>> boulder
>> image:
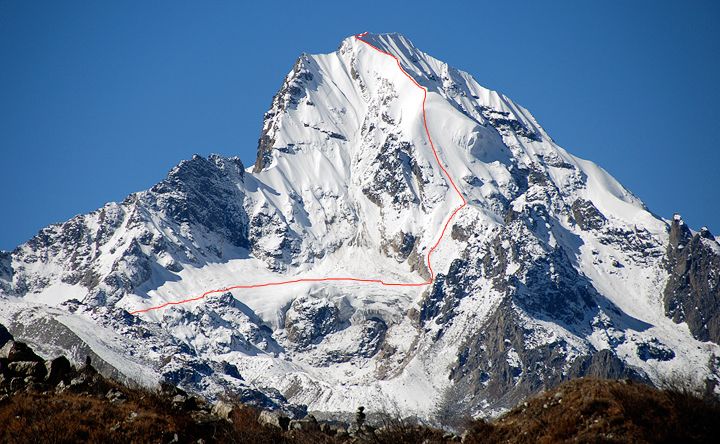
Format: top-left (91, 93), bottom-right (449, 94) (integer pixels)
top-left (68, 374), bottom-right (90, 392)
top-left (45, 356), bottom-right (72, 385)
top-left (106, 388), bottom-right (127, 404)
top-left (24, 381), bottom-right (46, 393)
top-left (67, 372), bottom-right (109, 394)
top-left (0, 324), bottom-right (12, 349)
top-left (159, 381), bottom-right (187, 398)
top-left (289, 415), bottom-right (319, 432)
top-left (320, 423), bottom-right (340, 435)
top-left (9, 377), bottom-right (24, 392)
top-left (211, 401), bottom-right (234, 420)
top-left (0, 341), bottom-right (43, 362)
top-left (80, 356), bottom-right (98, 375)
top-left (190, 410), bottom-right (215, 425)
top-left (8, 361), bottom-right (47, 379)
top-left (70, 373), bottom-right (88, 386)
top-left (258, 410), bottom-right (290, 431)
top-left (172, 393), bottom-right (188, 406)
top-left (444, 432), bottom-right (461, 442)
top-left (187, 395), bottom-right (204, 410)
top-left (169, 392), bottom-right (202, 411)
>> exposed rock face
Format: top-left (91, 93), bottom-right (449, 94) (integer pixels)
top-left (285, 297), bottom-right (341, 350)
top-left (567, 350), bottom-right (645, 380)
top-left (0, 252), bottom-right (12, 295)
top-left (254, 55), bottom-right (316, 173)
top-left (477, 105), bottom-right (541, 142)
top-left (148, 154), bottom-right (249, 250)
top-left (664, 216), bottom-right (720, 343)
top-left (635, 338), bottom-right (676, 362)
top-left (380, 231), bottom-right (419, 265)
top-left (160, 292), bottom-right (281, 357)
top-left (419, 258), bottom-right (475, 326)
top-left (5, 153), bottom-right (249, 307)
top-left (318, 317), bottom-right (388, 365)
top-left (249, 209), bottom-right (302, 271)
top-left (361, 135), bottom-right (424, 210)
top-left (571, 198), bottom-right (606, 231)
top-left (445, 300), bottom-right (645, 414)
top-left (448, 300), bottom-right (572, 410)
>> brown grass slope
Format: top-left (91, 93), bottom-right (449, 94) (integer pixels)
top-left (0, 323), bottom-right (717, 444)
top-left (465, 378), bottom-right (720, 444)
top-left (1, 377), bottom-right (719, 443)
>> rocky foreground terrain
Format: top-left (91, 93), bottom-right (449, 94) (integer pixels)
top-left (2, 323), bottom-right (718, 443)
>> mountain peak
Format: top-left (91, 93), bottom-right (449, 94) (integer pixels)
top-left (352, 32), bottom-right (418, 53)
top-left (337, 32), bottom-right (417, 54)
top-left (4, 31), bottom-right (720, 425)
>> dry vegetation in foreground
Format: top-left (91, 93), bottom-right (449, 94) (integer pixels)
top-left (1, 377), bottom-right (719, 443)
top-left (0, 389), bottom-right (447, 444)
top-left (464, 378), bottom-right (720, 444)
top-left (1, 325), bottom-right (718, 444)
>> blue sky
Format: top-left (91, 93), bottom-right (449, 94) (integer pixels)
top-left (1, 0), bottom-right (718, 250)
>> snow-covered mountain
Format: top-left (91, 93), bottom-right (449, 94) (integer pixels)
top-left (1, 32), bottom-right (719, 420)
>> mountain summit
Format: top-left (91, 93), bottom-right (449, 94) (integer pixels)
top-left (1, 32), bottom-right (719, 419)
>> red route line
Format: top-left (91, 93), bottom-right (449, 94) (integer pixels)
top-left (130, 32), bottom-right (468, 315)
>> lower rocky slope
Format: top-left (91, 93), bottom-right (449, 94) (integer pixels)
top-left (2, 324), bottom-right (718, 444)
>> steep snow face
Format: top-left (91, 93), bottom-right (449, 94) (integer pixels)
top-left (1, 33), bottom-right (719, 420)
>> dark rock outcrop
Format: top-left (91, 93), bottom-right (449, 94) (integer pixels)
top-left (635, 339), bottom-right (676, 362)
top-left (0, 340), bottom-right (43, 363)
top-left (8, 361), bottom-right (47, 379)
top-left (285, 297), bottom-right (341, 349)
top-left (0, 251), bottom-right (12, 294)
top-left (571, 198), bottom-right (606, 231)
top-left (45, 356), bottom-right (73, 385)
top-left (445, 299), bottom-right (645, 414)
top-left (568, 349), bottom-right (646, 380)
top-left (361, 135), bottom-right (424, 209)
top-left (663, 216), bottom-right (720, 344)
top-left (254, 55), bottom-right (315, 172)
top-left (477, 105), bottom-right (541, 142)
top-left (0, 323), bottom-right (12, 349)
top-left (149, 154), bottom-right (249, 250)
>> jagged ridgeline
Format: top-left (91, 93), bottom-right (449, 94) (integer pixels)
top-left (0, 33), bottom-right (718, 420)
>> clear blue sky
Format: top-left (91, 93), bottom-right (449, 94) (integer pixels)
top-left (1, 0), bottom-right (718, 250)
